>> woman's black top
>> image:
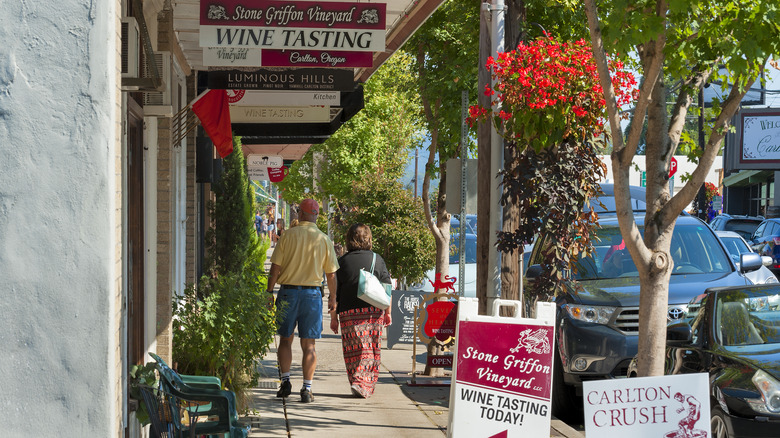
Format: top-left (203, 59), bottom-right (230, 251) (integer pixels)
top-left (335, 250), bottom-right (392, 313)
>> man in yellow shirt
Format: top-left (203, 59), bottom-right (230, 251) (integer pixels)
top-left (267, 199), bottom-right (339, 403)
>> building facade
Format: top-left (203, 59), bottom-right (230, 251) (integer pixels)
top-left (0, 1), bottom-right (201, 435)
top-left (0, 0), bottom-right (443, 435)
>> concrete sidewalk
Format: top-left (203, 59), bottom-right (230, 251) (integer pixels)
top-left (247, 247), bottom-right (584, 437)
top-left (241, 299), bottom-right (584, 437)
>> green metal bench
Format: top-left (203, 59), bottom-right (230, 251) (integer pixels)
top-left (149, 353), bottom-right (222, 390)
top-left (148, 353), bottom-right (250, 438)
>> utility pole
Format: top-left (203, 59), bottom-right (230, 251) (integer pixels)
top-left (476, 2), bottom-right (492, 315)
top-left (697, 87), bottom-right (707, 220)
top-left (414, 148), bottom-right (419, 198)
top-left (499, 0), bottom-right (525, 315)
top-left (477, 0), bottom-right (504, 315)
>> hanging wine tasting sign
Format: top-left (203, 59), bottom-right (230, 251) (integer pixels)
top-left (200, 0), bottom-right (387, 52)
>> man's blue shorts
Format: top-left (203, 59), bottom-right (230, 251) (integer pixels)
top-left (275, 286), bottom-right (323, 339)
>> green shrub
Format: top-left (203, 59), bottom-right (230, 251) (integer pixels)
top-left (173, 234), bottom-right (276, 411)
top-left (128, 362), bottom-right (157, 425)
top-left (204, 137), bottom-right (255, 277)
top-left (334, 172), bottom-right (435, 285)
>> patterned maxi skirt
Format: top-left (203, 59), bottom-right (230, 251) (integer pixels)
top-left (338, 307), bottom-right (385, 397)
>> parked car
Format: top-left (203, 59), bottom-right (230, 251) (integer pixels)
top-left (716, 231), bottom-right (778, 285)
top-left (629, 285), bottom-right (780, 438)
top-left (526, 189), bottom-right (763, 422)
top-left (710, 214), bottom-right (764, 241)
top-left (451, 214), bottom-right (477, 235)
top-left (749, 218), bottom-right (780, 278)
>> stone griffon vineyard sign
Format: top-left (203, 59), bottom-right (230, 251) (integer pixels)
top-left (448, 299), bottom-right (556, 438)
top-left (200, 0), bottom-right (386, 52)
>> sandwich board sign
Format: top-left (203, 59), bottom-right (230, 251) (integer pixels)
top-left (583, 373), bottom-right (710, 438)
top-left (447, 298), bottom-right (556, 438)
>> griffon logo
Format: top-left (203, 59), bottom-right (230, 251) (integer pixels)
top-left (428, 273), bottom-right (456, 294)
top-left (208, 4), bottom-right (229, 20)
top-left (356, 8), bottom-right (380, 24)
top-left (509, 328), bottom-right (551, 355)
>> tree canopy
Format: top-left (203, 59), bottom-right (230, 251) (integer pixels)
top-left (333, 172), bottom-right (435, 285)
top-left (585, 0), bottom-right (780, 376)
top-left (406, 0), bottom-right (481, 291)
top-left (273, 51), bottom-right (434, 282)
top-left (277, 51), bottom-right (424, 202)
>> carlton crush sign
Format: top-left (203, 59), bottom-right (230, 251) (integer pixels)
top-left (583, 374), bottom-right (710, 438)
top-left (448, 299), bottom-right (556, 438)
top-left (200, 0), bottom-right (386, 52)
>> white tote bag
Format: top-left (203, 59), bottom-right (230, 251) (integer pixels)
top-left (357, 253), bottom-right (392, 310)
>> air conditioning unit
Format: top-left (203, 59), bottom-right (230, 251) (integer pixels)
top-left (121, 17), bottom-right (140, 79)
top-left (142, 51), bottom-right (173, 116)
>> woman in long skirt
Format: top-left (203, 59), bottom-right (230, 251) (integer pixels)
top-left (329, 223), bottom-right (392, 398)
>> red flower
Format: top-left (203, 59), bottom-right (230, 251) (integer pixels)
top-left (470, 35), bottom-right (637, 147)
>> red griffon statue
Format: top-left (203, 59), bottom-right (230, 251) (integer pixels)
top-left (428, 273), bottom-right (456, 294)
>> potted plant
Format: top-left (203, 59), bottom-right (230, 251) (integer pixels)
top-left (128, 362), bottom-right (158, 425)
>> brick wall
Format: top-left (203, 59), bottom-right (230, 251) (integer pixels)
top-left (186, 73), bottom-right (199, 285)
top-left (156, 115), bottom-right (174, 363)
top-left (155, 5), bottom-right (174, 363)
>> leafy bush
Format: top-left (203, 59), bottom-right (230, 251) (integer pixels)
top-left (333, 172), bottom-right (435, 285)
top-left (128, 362), bottom-right (157, 425)
top-left (173, 236), bottom-right (275, 411)
top-left (174, 137), bottom-right (276, 411)
top-left (205, 136), bottom-right (256, 277)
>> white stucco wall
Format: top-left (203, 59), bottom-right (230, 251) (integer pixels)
top-left (0, 2), bottom-right (121, 436)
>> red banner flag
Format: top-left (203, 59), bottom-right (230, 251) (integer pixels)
top-left (191, 89), bottom-right (233, 158)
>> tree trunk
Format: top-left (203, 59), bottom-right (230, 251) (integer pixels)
top-left (631, 42), bottom-right (675, 377)
top-left (417, 42), bottom-right (451, 376)
top-left (423, 172), bottom-right (451, 376)
top-left (636, 261), bottom-right (673, 376)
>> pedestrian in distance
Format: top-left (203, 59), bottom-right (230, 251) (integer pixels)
top-left (275, 217), bottom-right (285, 244)
top-left (260, 214), bottom-right (269, 239)
top-left (267, 215), bottom-right (276, 247)
top-left (255, 210), bottom-right (264, 236)
top-left (267, 199), bottom-right (339, 403)
top-left (333, 243), bottom-right (344, 258)
top-left (330, 223), bottom-right (392, 398)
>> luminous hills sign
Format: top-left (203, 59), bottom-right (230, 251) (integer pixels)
top-left (207, 68), bottom-right (355, 91)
